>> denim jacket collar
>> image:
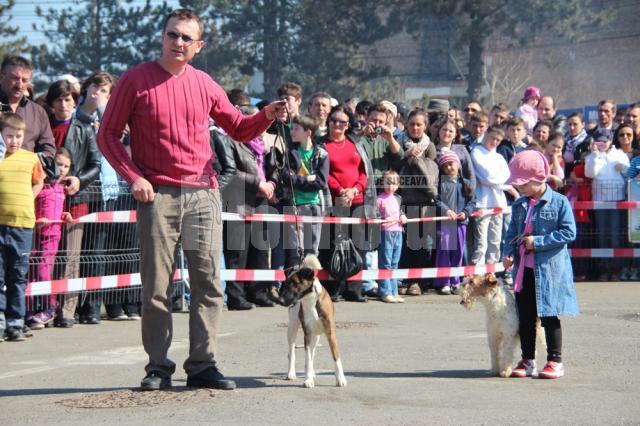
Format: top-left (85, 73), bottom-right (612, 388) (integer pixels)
top-left (514, 184), bottom-right (554, 212)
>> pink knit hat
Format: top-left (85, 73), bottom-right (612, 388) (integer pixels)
top-left (507, 150), bottom-right (550, 186)
top-left (521, 86), bottom-right (542, 102)
top-left (438, 150), bottom-right (461, 168)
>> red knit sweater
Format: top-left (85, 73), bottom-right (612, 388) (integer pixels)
top-left (325, 138), bottom-right (366, 204)
top-left (97, 61), bottom-right (272, 188)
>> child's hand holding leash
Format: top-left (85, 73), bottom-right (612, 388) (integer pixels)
top-left (522, 235), bottom-right (534, 252)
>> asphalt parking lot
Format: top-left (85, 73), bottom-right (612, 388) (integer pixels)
top-left (0, 281), bottom-right (638, 425)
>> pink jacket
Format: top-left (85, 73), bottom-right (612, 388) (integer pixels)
top-left (515, 104), bottom-right (538, 135)
top-left (35, 182), bottom-right (66, 236)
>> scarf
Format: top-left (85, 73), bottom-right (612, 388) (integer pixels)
top-left (514, 198), bottom-right (538, 293)
top-left (247, 136), bottom-right (267, 182)
top-left (563, 129), bottom-right (588, 164)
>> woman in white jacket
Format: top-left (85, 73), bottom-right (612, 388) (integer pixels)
top-left (585, 132), bottom-right (630, 281)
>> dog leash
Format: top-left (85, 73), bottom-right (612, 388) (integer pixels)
top-left (273, 104), bottom-right (305, 265)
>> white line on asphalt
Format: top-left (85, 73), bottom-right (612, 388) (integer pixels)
top-left (0, 332), bottom-right (236, 381)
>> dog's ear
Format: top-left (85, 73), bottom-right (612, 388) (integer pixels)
top-left (485, 273), bottom-right (498, 285)
top-left (299, 267), bottom-right (316, 282)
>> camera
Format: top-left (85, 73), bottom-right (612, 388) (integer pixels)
top-left (374, 127), bottom-right (383, 134)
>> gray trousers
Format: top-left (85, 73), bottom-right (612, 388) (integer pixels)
top-left (137, 186), bottom-right (223, 376)
top-left (471, 214), bottom-right (503, 265)
top-left (60, 222), bottom-right (84, 319)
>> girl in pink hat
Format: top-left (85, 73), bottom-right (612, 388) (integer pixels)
top-left (502, 150), bottom-right (578, 379)
top-left (515, 86), bottom-right (541, 135)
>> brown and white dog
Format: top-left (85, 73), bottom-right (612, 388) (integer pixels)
top-left (278, 255), bottom-right (347, 388)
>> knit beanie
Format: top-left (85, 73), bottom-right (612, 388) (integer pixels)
top-left (438, 150), bottom-right (461, 168)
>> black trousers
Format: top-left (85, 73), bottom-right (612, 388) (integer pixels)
top-left (318, 203), bottom-right (376, 298)
top-left (515, 268), bottom-right (563, 363)
top-left (223, 200), bottom-right (271, 304)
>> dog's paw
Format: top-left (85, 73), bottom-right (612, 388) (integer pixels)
top-left (336, 375), bottom-right (347, 387)
top-left (286, 373), bottom-right (297, 380)
top-left (303, 379), bottom-right (315, 388)
top-left (499, 368), bottom-right (512, 378)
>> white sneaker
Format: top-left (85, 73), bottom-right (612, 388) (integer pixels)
top-left (620, 267), bottom-right (631, 281)
top-left (628, 268), bottom-right (640, 281)
top-left (380, 294), bottom-right (397, 303)
top-left (394, 295), bottom-right (405, 303)
top-left (510, 359), bottom-right (537, 378)
top-left (437, 286), bottom-right (451, 295)
top-left (538, 361), bottom-right (564, 379)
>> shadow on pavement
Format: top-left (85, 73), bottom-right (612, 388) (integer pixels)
top-left (0, 387), bottom-right (128, 397)
top-left (346, 369), bottom-right (489, 379)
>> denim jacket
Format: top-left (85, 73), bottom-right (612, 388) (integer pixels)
top-left (503, 186), bottom-right (579, 317)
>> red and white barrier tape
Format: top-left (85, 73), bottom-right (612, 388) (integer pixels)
top-left (568, 248), bottom-right (640, 258)
top-left (571, 201), bottom-right (639, 210)
top-left (25, 263), bottom-right (505, 296)
top-left (46, 209), bottom-right (504, 225)
top-left (37, 201), bottom-right (640, 225)
top-left (25, 247), bottom-right (639, 296)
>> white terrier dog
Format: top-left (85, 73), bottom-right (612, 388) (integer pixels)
top-left (460, 274), bottom-right (544, 378)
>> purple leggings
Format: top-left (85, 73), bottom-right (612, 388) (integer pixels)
top-left (434, 223), bottom-right (466, 288)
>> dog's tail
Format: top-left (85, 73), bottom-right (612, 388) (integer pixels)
top-left (303, 254), bottom-right (322, 270)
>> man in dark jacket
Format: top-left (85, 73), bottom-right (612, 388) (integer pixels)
top-left (0, 55), bottom-right (56, 175)
top-left (537, 96), bottom-right (567, 135)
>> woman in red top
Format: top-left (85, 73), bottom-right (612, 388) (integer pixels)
top-left (322, 105), bottom-right (373, 302)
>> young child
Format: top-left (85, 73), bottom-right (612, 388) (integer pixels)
top-left (0, 113), bottom-right (46, 341)
top-left (585, 131), bottom-right (629, 281)
top-left (282, 114), bottom-right (330, 266)
top-left (515, 86), bottom-right (541, 135)
top-left (470, 125), bottom-right (515, 266)
top-left (497, 117), bottom-right (528, 164)
top-left (543, 133), bottom-right (565, 190)
top-left (27, 148), bottom-right (73, 329)
top-left (503, 150), bottom-right (578, 379)
top-left (376, 170), bottom-right (407, 303)
top-left (567, 146), bottom-right (593, 281)
top-left (434, 151), bottom-right (476, 295)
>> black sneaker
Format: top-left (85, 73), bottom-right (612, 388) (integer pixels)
top-left (5, 326), bottom-right (26, 342)
top-left (140, 371), bottom-right (172, 391)
top-left (80, 316), bottom-right (100, 325)
top-left (186, 366), bottom-right (236, 390)
top-left (54, 317), bottom-right (75, 328)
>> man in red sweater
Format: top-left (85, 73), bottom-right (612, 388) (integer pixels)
top-left (98, 9), bottom-right (285, 391)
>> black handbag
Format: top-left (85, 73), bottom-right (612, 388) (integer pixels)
top-left (330, 233), bottom-right (364, 280)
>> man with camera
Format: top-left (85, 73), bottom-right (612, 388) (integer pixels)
top-left (360, 102), bottom-right (404, 188)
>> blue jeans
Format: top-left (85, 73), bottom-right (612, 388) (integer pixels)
top-left (0, 225), bottom-right (33, 328)
top-left (595, 209), bottom-right (623, 271)
top-left (378, 231), bottom-right (403, 296)
top-left (362, 250), bottom-right (377, 293)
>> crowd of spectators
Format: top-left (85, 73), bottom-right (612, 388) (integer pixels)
top-left (1, 53), bottom-right (639, 342)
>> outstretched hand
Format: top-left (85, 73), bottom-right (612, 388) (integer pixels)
top-left (264, 100), bottom-right (288, 122)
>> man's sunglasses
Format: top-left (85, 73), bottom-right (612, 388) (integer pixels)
top-left (165, 31), bottom-right (200, 45)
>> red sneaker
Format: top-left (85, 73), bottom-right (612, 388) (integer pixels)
top-left (510, 359), bottom-right (536, 378)
top-left (538, 361), bottom-right (564, 379)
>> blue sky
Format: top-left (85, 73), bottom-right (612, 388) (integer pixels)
top-left (9, 0), bottom-right (180, 47)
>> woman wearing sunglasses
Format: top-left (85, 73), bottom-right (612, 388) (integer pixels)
top-left (319, 105), bottom-right (376, 302)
